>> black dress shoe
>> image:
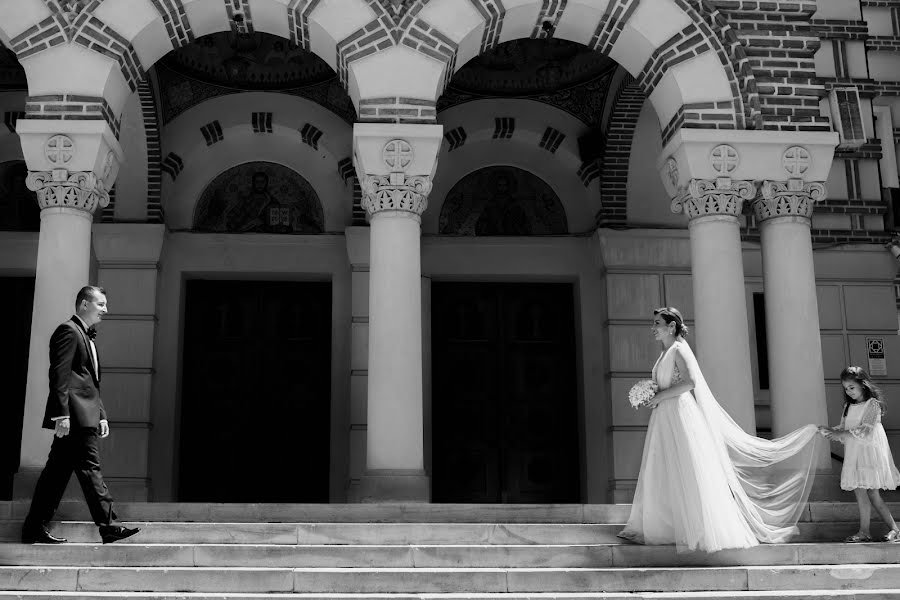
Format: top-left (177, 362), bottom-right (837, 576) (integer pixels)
top-left (99, 525), bottom-right (140, 544)
top-left (21, 527), bottom-right (67, 544)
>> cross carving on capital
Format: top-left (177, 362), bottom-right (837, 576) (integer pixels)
top-left (710, 145), bottom-right (738, 176)
top-left (782, 146), bottom-right (810, 178)
top-left (45, 135), bottom-right (75, 165)
top-left (382, 139), bottom-right (413, 171)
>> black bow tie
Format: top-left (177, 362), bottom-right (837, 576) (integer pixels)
top-left (86, 327), bottom-right (97, 341)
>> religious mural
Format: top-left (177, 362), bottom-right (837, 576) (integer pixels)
top-left (0, 161), bottom-right (39, 231)
top-left (193, 162), bottom-right (324, 234)
top-left (439, 166), bottom-right (567, 236)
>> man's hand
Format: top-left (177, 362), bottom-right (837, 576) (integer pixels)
top-left (54, 417), bottom-right (70, 438)
top-left (99, 419), bottom-right (109, 438)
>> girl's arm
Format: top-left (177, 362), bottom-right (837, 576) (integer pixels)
top-left (647, 344), bottom-right (695, 407)
top-left (834, 401), bottom-right (880, 446)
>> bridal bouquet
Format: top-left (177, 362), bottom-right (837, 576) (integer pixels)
top-left (628, 379), bottom-right (658, 409)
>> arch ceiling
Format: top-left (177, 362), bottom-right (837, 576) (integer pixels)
top-left (0, 0), bottom-right (759, 142)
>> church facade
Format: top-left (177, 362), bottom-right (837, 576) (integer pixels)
top-left (0, 0), bottom-right (898, 504)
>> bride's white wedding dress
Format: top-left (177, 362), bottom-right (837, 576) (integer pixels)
top-left (618, 339), bottom-right (822, 552)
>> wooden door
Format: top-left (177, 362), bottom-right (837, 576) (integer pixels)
top-left (179, 280), bottom-right (331, 502)
top-left (0, 277), bottom-right (33, 499)
top-left (432, 282), bottom-right (579, 503)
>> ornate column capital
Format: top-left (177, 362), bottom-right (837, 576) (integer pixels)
top-left (26, 169), bottom-right (109, 214)
top-left (361, 172), bottom-right (432, 218)
top-left (671, 177), bottom-right (756, 220)
top-left (753, 179), bottom-right (827, 222)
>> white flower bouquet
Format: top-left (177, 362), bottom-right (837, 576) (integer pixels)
top-left (628, 379), bottom-right (658, 409)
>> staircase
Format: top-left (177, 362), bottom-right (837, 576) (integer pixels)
top-left (0, 501), bottom-right (898, 599)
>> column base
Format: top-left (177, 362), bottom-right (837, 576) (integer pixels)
top-left (356, 470), bottom-right (430, 502)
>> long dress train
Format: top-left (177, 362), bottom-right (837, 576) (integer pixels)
top-left (618, 339), bottom-right (822, 552)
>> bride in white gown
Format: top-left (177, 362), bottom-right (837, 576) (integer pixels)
top-left (618, 307), bottom-right (822, 552)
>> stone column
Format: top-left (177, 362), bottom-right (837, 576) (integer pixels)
top-left (358, 172), bottom-right (431, 501)
top-left (15, 171), bottom-right (109, 494)
top-left (353, 125), bottom-right (442, 502)
top-left (753, 177), bottom-right (831, 448)
top-left (13, 122), bottom-right (121, 497)
top-left (672, 176), bottom-right (757, 432)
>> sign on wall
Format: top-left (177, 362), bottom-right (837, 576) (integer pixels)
top-left (866, 336), bottom-right (888, 377)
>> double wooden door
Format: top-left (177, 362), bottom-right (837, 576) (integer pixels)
top-left (0, 278), bottom-right (33, 499)
top-left (432, 283), bottom-right (579, 503)
top-left (179, 280), bottom-right (331, 502)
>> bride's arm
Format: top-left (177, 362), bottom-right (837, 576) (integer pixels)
top-left (646, 346), bottom-right (695, 407)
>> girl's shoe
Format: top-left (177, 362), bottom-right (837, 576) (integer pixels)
top-left (844, 531), bottom-right (873, 543)
top-left (882, 529), bottom-right (900, 543)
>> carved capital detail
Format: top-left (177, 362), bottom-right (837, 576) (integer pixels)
top-left (671, 178), bottom-right (756, 220)
top-left (26, 170), bottom-right (109, 213)
top-left (361, 173), bottom-right (432, 217)
top-left (753, 179), bottom-right (827, 221)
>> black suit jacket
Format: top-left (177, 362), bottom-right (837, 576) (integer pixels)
top-left (41, 317), bottom-right (106, 430)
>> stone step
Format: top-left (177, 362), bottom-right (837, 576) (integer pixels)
top-left (0, 541), bottom-right (898, 568)
top-left (0, 593), bottom-right (898, 600)
top-left (0, 521), bottom-right (894, 545)
top-left (0, 593), bottom-right (899, 600)
top-left (0, 565), bottom-right (898, 593)
top-left (1, 502), bottom-right (894, 524)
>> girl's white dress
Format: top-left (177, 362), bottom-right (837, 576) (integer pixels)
top-left (836, 399), bottom-right (900, 491)
top-left (618, 339), bottom-right (822, 552)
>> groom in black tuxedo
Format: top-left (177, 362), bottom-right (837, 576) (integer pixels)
top-left (21, 286), bottom-right (139, 544)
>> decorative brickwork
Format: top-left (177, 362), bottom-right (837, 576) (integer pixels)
top-left (589, 0), bottom-right (639, 55)
top-left (835, 142), bottom-right (884, 161)
top-left (358, 97), bottom-right (436, 123)
top-left (532, 0), bottom-right (567, 39)
top-left (11, 3), bottom-right (145, 93)
top-left (469, 0), bottom-right (505, 54)
top-left (811, 19), bottom-right (869, 41)
top-left (598, 78), bottom-right (643, 225)
top-left (337, 1), bottom-right (452, 94)
top-left (493, 117), bottom-right (514, 139)
top-left (402, 17), bottom-right (457, 90)
top-left (337, 157), bottom-right (354, 183)
top-left (139, 80), bottom-right (163, 224)
top-left (200, 120), bottom-right (223, 146)
top-left (149, 0), bottom-right (193, 49)
top-left (300, 122), bottom-right (323, 149)
top-left (161, 152), bottom-right (184, 180)
top-left (352, 178), bottom-right (365, 225)
top-left (710, 0), bottom-right (827, 132)
top-left (288, 0), bottom-right (321, 50)
top-left (23, 94), bottom-right (120, 138)
top-left (577, 160), bottom-right (601, 188)
top-left (252, 112), bottom-right (273, 134)
top-left (539, 127), bottom-right (565, 153)
top-left (867, 36), bottom-right (900, 52)
top-left (820, 77), bottom-right (900, 97)
top-left (225, 0), bottom-right (254, 35)
top-left (444, 126), bottom-right (466, 151)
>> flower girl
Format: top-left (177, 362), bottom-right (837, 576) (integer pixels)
top-left (819, 366), bottom-right (900, 543)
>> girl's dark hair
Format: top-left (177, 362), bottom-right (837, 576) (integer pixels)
top-left (653, 307), bottom-right (689, 338)
top-left (840, 365), bottom-right (886, 417)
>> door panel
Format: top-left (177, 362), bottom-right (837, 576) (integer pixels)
top-left (179, 280), bottom-right (331, 502)
top-left (432, 283), bottom-right (579, 503)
